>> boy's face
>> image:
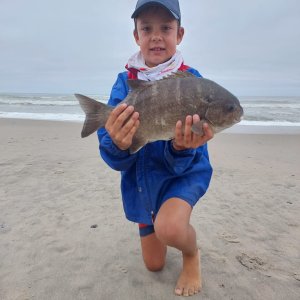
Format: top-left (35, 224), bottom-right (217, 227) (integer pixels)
top-left (134, 6), bottom-right (184, 68)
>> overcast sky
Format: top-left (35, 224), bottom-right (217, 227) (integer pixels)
top-left (0, 0), bottom-right (300, 96)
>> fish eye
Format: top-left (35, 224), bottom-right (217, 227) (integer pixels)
top-left (227, 104), bottom-right (235, 112)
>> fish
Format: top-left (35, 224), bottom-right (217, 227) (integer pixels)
top-left (75, 72), bottom-right (243, 153)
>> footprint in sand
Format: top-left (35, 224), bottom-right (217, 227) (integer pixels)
top-left (236, 253), bottom-right (267, 271)
top-left (205, 250), bottom-right (227, 264)
top-left (220, 233), bottom-right (240, 244)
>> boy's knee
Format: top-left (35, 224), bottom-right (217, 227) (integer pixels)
top-left (155, 219), bottom-right (185, 245)
top-left (144, 259), bottom-right (165, 272)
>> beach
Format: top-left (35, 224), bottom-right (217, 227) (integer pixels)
top-left (0, 118), bottom-right (299, 300)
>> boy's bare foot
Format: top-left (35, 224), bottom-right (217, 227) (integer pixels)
top-left (175, 249), bottom-right (202, 297)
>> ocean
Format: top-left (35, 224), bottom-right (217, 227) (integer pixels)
top-left (0, 93), bottom-right (300, 129)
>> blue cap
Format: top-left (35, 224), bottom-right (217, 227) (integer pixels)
top-left (131, 0), bottom-right (181, 22)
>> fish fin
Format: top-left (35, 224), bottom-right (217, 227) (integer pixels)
top-left (127, 79), bottom-right (152, 91)
top-left (162, 71), bottom-right (197, 80)
top-left (75, 94), bottom-right (112, 138)
top-left (191, 120), bottom-right (206, 136)
top-left (127, 72), bottom-right (196, 89)
top-left (129, 136), bottom-right (147, 154)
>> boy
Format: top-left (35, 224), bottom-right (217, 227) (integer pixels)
top-left (98, 0), bottom-right (214, 296)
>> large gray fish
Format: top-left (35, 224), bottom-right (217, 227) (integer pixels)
top-left (75, 72), bottom-right (243, 153)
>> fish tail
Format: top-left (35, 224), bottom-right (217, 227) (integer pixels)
top-left (75, 94), bottom-right (112, 138)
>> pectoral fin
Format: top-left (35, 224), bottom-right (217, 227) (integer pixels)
top-left (129, 136), bottom-right (147, 154)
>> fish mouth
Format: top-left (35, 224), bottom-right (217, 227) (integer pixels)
top-left (235, 115), bottom-right (243, 123)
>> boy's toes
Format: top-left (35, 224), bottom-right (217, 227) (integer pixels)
top-left (193, 286), bottom-right (201, 295)
top-left (175, 287), bottom-right (194, 297)
top-left (175, 287), bottom-right (183, 296)
top-left (175, 286), bottom-right (201, 297)
top-left (189, 288), bottom-right (195, 296)
top-left (183, 288), bottom-right (189, 297)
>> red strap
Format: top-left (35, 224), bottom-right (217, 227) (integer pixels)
top-left (178, 64), bottom-right (190, 72)
top-left (138, 223), bottom-right (148, 228)
top-left (126, 65), bottom-right (139, 79)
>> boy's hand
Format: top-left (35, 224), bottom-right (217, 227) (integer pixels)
top-left (172, 115), bottom-right (214, 151)
top-left (105, 103), bottom-right (140, 150)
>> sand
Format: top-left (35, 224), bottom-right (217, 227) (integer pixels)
top-left (0, 118), bottom-right (299, 300)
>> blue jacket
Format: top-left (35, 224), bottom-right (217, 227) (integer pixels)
top-left (97, 67), bottom-right (213, 225)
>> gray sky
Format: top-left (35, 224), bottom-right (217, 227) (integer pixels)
top-left (1, 0), bottom-right (300, 96)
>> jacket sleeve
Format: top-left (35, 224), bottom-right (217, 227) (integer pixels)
top-left (163, 67), bottom-right (209, 175)
top-left (164, 142), bottom-right (207, 175)
top-left (97, 72), bottom-right (138, 171)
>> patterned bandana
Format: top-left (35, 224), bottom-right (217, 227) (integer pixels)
top-left (126, 50), bottom-right (184, 81)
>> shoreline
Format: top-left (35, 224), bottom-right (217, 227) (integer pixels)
top-left (1, 117), bottom-right (300, 135)
top-left (224, 124), bottom-right (300, 134)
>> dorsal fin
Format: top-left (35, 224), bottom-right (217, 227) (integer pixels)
top-left (127, 71), bottom-right (196, 90)
top-left (161, 71), bottom-right (197, 80)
